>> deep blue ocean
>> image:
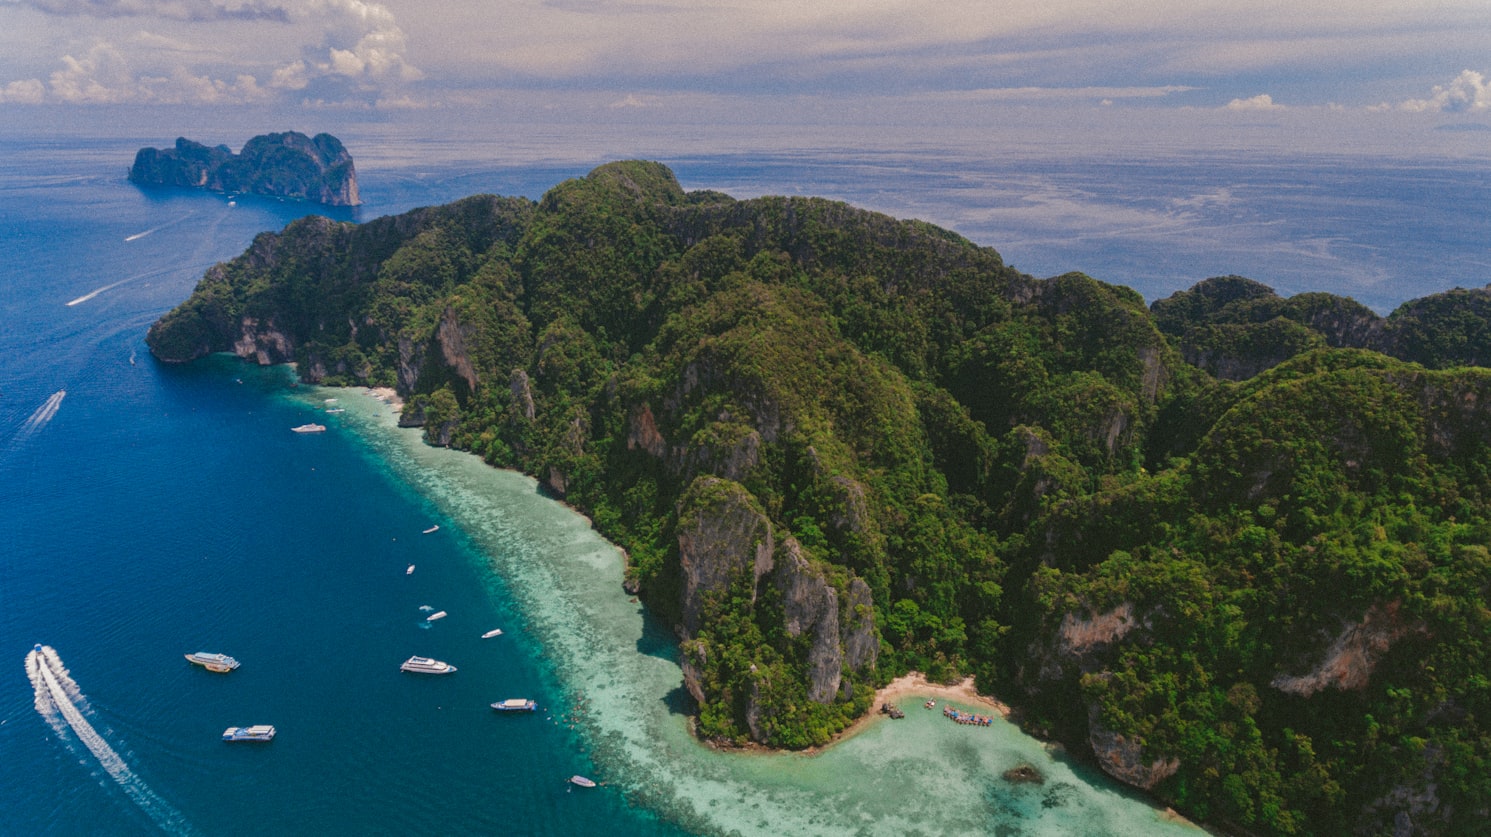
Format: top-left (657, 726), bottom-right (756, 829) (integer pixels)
top-left (0, 126), bottom-right (1485, 836)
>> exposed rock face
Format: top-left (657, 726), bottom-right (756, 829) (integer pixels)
top-left (675, 476), bottom-right (775, 636)
top-left (510, 370), bottom-right (536, 421)
top-left (436, 309), bottom-right (479, 393)
top-left (1088, 702), bottom-right (1181, 791)
top-left (1059, 602), bottom-right (1139, 661)
top-left (1271, 601), bottom-right (1425, 697)
top-left (840, 578), bottom-right (878, 683)
top-left (627, 402), bottom-right (667, 458)
top-left (773, 538), bottom-right (844, 703)
top-left (1029, 601), bottom-right (1144, 683)
top-left (230, 317), bottom-right (296, 366)
top-left (129, 132), bottom-right (360, 206)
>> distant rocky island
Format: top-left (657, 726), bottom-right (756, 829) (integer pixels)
top-left (128, 132), bottom-right (360, 206)
top-left (148, 161), bottom-right (1491, 836)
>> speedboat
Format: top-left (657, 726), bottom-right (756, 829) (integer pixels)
top-left (569, 775), bottom-right (596, 788)
top-left (185, 652), bottom-right (240, 672)
top-left (426, 611), bottom-right (447, 622)
top-left (406, 564), bottom-right (415, 575)
top-left (481, 629), bottom-right (503, 639)
top-left (422, 525), bottom-right (439, 534)
top-left (491, 698), bottom-right (536, 712)
top-left (222, 725), bottom-right (275, 742)
top-left (291, 423), bottom-right (325, 433)
top-left (400, 656), bottom-right (456, 674)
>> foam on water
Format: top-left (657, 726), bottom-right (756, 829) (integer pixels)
top-left (26, 646), bottom-right (198, 836)
top-left (329, 389), bottom-right (1203, 836)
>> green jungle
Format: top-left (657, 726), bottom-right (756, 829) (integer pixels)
top-left (149, 161), bottom-right (1491, 835)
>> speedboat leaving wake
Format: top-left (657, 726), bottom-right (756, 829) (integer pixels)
top-left (124, 211), bottom-right (194, 242)
top-left (15, 390), bottom-right (65, 441)
top-left (26, 645), bottom-right (198, 835)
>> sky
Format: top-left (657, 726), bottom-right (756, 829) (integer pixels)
top-left (1, 0), bottom-right (1489, 148)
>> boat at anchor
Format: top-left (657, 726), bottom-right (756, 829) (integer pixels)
top-left (491, 698), bottom-right (536, 712)
top-left (400, 656), bottom-right (456, 674)
top-left (185, 652), bottom-right (239, 672)
top-left (223, 725), bottom-right (275, 742)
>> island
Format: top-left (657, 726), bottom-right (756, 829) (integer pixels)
top-left (147, 160), bottom-right (1491, 836)
top-left (128, 131), bottom-right (360, 206)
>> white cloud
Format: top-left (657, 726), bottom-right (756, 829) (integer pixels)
top-left (1397, 69), bottom-right (1490, 112)
top-left (18, 0), bottom-right (290, 22)
top-left (1225, 93), bottom-right (1283, 111)
top-left (0, 0), bottom-right (422, 106)
top-left (0, 77), bottom-right (46, 103)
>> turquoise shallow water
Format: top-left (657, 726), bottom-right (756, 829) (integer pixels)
top-left (7, 125), bottom-right (1477, 834)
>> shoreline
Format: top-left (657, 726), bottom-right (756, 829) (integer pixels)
top-left (363, 386), bottom-right (404, 411)
top-left (810, 673), bottom-right (1011, 754)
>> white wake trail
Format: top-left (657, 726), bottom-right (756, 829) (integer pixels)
top-left (15, 389), bottom-right (65, 441)
top-left (26, 645), bottom-right (198, 836)
top-left (67, 278), bottom-right (132, 307)
top-left (124, 211), bottom-right (195, 242)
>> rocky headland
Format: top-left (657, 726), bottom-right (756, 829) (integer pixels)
top-left (128, 131), bottom-right (360, 206)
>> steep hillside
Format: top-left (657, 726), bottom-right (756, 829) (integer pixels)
top-left (149, 161), bottom-right (1491, 835)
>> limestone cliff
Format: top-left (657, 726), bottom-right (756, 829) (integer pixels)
top-left (129, 132), bottom-right (360, 206)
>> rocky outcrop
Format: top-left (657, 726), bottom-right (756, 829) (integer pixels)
top-left (435, 309), bottom-right (480, 394)
top-left (1029, 601), bottom-right (1144, 683)
top-left (1271, 601), bottom-right (1426, 697)
top-left (129, 132), bottom-right (360, 206)
top-left (675, 476), bottom-right (775, 636)
top-left (510, 370), bottom-right (536, 421)
top-left (231, 317), bottom-right (295, 365)
top-left (1089, 705), bottom-right (1181, 791)
top-left (773, 539), bottom-right (844, 703)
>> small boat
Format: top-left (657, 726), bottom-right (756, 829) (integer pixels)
top-left (222, 725), bottom-right (275, 742)
top-left (569, 775), bottom-right (596, 788)
top-left (400, 656), bottom-right (456, 674)
top-left (481, 629), bottom-right (504, 639)
top-left (324, 398), bottom-right (338, 404)
top-left (422, 525), bottom-right (439, 534)
top-left (291, 423), bottom-right (326, 433)
top-left (185, 652), bottom-right (240, 672)
top-left (425, 610), bottom-right (447, 622)
top-left (325, 407), bottom-right (345, 414)
top-left (491, 698), bottom-right (536, 712)
top-left (406, 564), bottom-right (415, 575)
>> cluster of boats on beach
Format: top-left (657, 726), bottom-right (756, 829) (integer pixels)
top-left (934, 701), bottom-right (996, 727)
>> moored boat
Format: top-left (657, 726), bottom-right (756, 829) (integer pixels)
top-left (406, 564), bottom-right (415, 575)
top-left (481, 628), bottom-right (503, 639)
top-left (185, 652), bottom-right (240, 672)
top-left (422, 524), bottom-right (439, 534)
top-left (569, 775), bottom-right (596, 788)
top-left (222, 724), bottom-right (275, 742)
top-left (491, 698), bottom-right (536, 712)
top-left (291, 423), bottom-right (325, 433)
top-left (400, 656), bottom-right (456, 674)
top-left (426, 610), bottom-right (447, 622)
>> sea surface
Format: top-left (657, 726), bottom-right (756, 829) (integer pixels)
top-left (0, 125), bottom-right (1484, 836)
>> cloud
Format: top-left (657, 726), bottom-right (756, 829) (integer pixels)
top-left (0, 78), bottom-right (46, 103)
top-left (1, 0), bottom-right (422, 106)
top-left (1225, 93), bottom-right (1283, 111)
top-left (18, 0), bottom-right (290, 22)
top-left (1397, 69), bottom-right (1490, 113)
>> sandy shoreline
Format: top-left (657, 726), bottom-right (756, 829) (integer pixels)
top-left (364, 386), bottom-right (404, 410)
top-left (809, 673), bottom-right (1011, 753)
